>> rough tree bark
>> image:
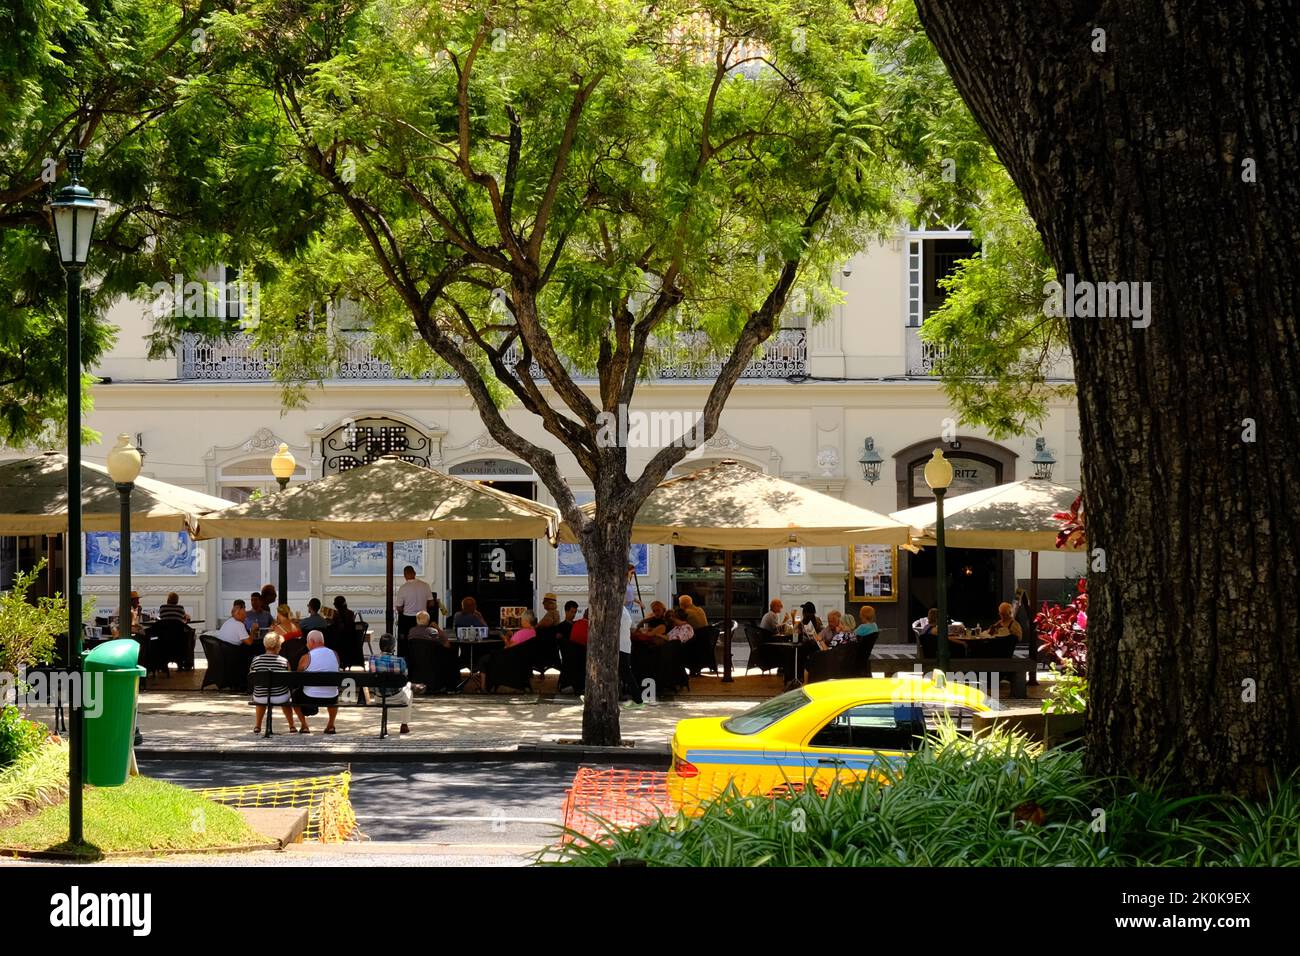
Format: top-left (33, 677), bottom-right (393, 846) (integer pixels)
top-left (915, 0), bottom-right (1300, 795)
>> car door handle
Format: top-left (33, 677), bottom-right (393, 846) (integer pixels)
top-left (816, 758), bottom-right (844, 765)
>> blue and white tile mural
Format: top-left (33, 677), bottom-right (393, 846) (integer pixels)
top-left (329, 540), bottom-right (424, 576)
top-left (556, 542), bottom-right (649, 577)
top-left (85, 532), bottom-right (200, 576)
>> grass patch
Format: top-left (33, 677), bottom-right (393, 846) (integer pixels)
top-left (0, 742), bottom-right (69, 822)
top-left (549, 723), bottom-right (1300, 867)
top-left (0, 773), bottom-right (263, 858)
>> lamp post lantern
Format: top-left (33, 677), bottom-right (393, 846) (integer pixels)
top-left (45, 148), bottom-right (104, 847)
top-left (857, 437), bottom-right (884, 485)
top-left (923, 448), bottom-right (955, 672)
top-left (1031, 438), bottom-right (1057, 481)
top-left (271, 443), bottom-right (296, 602)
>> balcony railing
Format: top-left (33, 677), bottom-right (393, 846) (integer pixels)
top-left (905, 327), bottom-right (947, 376)
top-left (178, 329), bottom-right (807, 382)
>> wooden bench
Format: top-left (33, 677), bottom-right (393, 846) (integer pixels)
top-left (247, 670), bottom-right (409, 739)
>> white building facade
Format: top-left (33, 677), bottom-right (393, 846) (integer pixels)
top-left (25, 229), bottom-right (1084, 637)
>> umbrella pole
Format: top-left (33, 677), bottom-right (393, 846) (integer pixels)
top-left (1029, 551), bottom-right (1040, 686)
top-left (1029, 551), bottom-right (1039, 615)
top-left (46, 535), bottom-right (56, 598)
top-left (722, 550), bottom-right (733, 683)
top-left (385, 541), bottom-right (395, 636)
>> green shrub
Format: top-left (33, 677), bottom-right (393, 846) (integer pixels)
top-left (0, 560), bottom-right (64, 677)
top-left (548, 723), bottom-right (1300, 867)
top-left (0, 706), bottom-right (48, 770)
top-left (1042, 661), bottom-right (1088, 715)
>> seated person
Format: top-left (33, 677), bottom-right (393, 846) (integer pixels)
top-left (635, 601), bottom-right (669, 641)
top-left (759, 599), bottom-right (791, 635)
top-left (537, 593), bottom-right (561, 631)
top-left (798, 602), bottom-right (823, 638)
top-left (982, 602), bottom-right (1022, 657)
top-left (814, 609), bottom-right (856, 651)
top-left (407, 610), bottom-right (442, 642)
top-left (272, 604), bottom-right (302, 641)
top-left (369, 633), bottom-right (413, 735)
top-left (405, 610), bottom-right (460, 692)
top-left (558, 608), bottom-right (589, 695)
top-left (678, 594), bottom-right (708, 630)
top-left (453, 596), bottom-right (488, 630)
top-left (664, 608), bottom-right (695, 643)
top-left (218, 601), bottom-right (257, 646)
top-left (507, 611), bottom-right (538, 647)
top-left (556, 600), bottom-right (579, 640)
top-left (245, 593), bottom-right (273, 635)
top-left (853, 605), bottom-right (880, 641)
top-left (918, 608), bottom-right (968, 659)
top-left (294, 630), bottom-right (340, 734)
top-left (250, 632), bottom-right (296, 734)
top-left (114, 590), bottom-right (144, 637)
top-left (988, 602), bottom-right (1024, 640)
top-left (299, 598), bottom-right (328, 636)
top-left (569, 610), bottom-right (589, 646)
top-left (479, 612), bottom-right (537, 692)
top-left (332, 595), bottom-right (357, 634)
top-left (158, 592), bottom-right (190, 625)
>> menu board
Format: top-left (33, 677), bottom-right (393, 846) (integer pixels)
top-left (499, 606), bottom-right (528, 629)
top-left (850, 544), bottom-right (897, 602)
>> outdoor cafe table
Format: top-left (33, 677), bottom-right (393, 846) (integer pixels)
top-left (451, 633), bottom-right (506, 691)
top-left (763, 638), bottom-right (808, 689)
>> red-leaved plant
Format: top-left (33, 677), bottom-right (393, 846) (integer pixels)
top-left (1036, 577), bottom-right (1088, 675)
top-left (1054, 494), bottom-right (1086, 551)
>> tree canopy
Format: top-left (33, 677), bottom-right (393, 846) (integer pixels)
top-left (0, 0), bottom-right (319, 447)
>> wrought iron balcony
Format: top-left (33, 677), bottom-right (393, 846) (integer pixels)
top-left (904, 327), bottom-right (947, 377)
top-left (178, 328), bottom-right (808, 382)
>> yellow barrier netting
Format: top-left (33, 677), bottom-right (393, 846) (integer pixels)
top-left (194, 770), bottom-right (362, 844)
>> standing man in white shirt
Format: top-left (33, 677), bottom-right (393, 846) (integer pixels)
top-left (619, 603), bottom-right (637, 701)
top-left (395, 565), bottom-right (434, 643)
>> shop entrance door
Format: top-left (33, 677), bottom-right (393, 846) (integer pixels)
top-left (447, 476), bottom-right (536, 627)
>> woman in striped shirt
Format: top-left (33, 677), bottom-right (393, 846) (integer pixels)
top-left (250, 632), bottom-right (296, 734)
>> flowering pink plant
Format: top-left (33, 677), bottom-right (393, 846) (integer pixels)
top-left (1035, 577), bottom-right (1088, 674)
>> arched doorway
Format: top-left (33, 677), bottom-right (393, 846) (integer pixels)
top-left (446, 458), bottom-right (537, 627)
top-left (893, 437), bottom-right (1018, 632)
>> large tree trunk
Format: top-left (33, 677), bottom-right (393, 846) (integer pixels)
top-left (580, 499), bottom-right (634, 746)
top-left (914, 1), bottom-right (1300, 795)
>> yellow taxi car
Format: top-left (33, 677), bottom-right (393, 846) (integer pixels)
top-left (667, 675), bottom-right (993, 811)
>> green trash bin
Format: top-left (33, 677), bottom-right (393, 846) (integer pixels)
top-left (82, 639), bottom-right (147, 787)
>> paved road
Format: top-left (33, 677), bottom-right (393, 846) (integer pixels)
top-left (139, 758), bottom-right (625, 850)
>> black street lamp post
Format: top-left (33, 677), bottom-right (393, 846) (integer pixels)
top-left (924, 449), bottom-right (955, 673)
top-left (107, 434), bottom-right (143, 746)
top-left (45, 149), bottom-right (104, 847)
top-left (271, 443), bottom-right (296, 604)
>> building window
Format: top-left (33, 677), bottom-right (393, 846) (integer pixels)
top-left (218, 456), bottom-right (311, 598)
top-left (906, 233), bottom-right (978, 327)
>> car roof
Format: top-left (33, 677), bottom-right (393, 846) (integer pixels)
top-left (800, 676), bottom-right (992, 710)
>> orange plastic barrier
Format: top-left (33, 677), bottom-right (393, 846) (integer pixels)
top-left (559, 767), bottom-right (675, 843)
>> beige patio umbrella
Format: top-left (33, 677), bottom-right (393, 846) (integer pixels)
top-left (559, 459), bottom-right (909, 680)
top-left (192, 456), bottom-right (560, 632)
top-left (0, 451), bottom-right (231, 533)
top-left (891, 476), bottom-right (1084, 616)
top-left (560, 459), bottom-right (910, 548)
top-left (891, 476), bottom-right (1084, 553)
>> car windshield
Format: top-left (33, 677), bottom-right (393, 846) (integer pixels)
top-left (723, 688), bottom-right (811, 735)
